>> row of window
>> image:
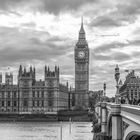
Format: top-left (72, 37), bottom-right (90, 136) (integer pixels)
top-left (32, 91), bottom-right (44, 98)
top-left (0, 91), bottom-right (54, 98)
top-left (0, 109), bottom-right (17, 112)
top-left (0, 108), bottom-right (55, 112)
top-left (1, 101), bottom-right (17, 107)
top-left (24, 100), bottom-right (54, 107)
top-left (129, 93), bottom-right (139, 99)
top-left (0, 92), bottom-right (17, 98)
top-left (0, 100), bottom-right (54, 107)
top-left (127, 89), bottom-right (140, 92)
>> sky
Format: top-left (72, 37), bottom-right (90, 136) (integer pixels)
top-left (0, 0), bottom-right (140, 97)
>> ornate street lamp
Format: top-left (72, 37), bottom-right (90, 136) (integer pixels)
top-left (102, 82), bottom-right (106, 102)
top-left (103, 82), bottom-right (106, 97)
top-left (115, 64), bottom-right (120, 103)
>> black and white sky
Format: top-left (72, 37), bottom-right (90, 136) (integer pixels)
top-left (0, 0), bottom-right (140, 97)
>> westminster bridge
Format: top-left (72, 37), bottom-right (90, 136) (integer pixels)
top-left (95, 102), bottom-right (140, 140)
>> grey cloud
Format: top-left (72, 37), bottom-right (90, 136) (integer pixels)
top-left (21, 22), bottom-right (36, 28)
top-left (91, 41), bottom-right (132, 67)
top-left (94, 42), bottom-right (126, 54)
top-left (29, 36), bottom-right (72, 51)
top-left (89, 12), bottom-right (135, 29)
top-left (90, 16), bottom-right (122, 28)
top-left (90, 64), bottom-right (116, 94)
top-left (0, 44), bottom-right (67, 67)
top-left (117, 0), bottom-right (140, 16)
top-left (90, 60), bottom-right (115, 78)
top-left (39, 0), bottom-right (96, 14)
top-left (132, 28), bottom-right (140, 35)
top-left (93, 51), bottom-right (131, 62)
top-left (0, 0), bottom-right (30, 10)
top-left (0, 26), bottom-right (72, 67)
top-left (89, 0), bottom-right (140, 29)
top-left (92, 53), bottom-right (112, 61)
top-left (128, 39), bottom-right (140, 46)
top-left (0, 0), bottom-right (96, 14)
top-left (113, 52), bottom-right (131, 62)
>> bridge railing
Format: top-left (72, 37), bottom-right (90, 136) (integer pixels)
top-left (121, 104), bottom-right (140, 126)
top-left (95, 102), bottom-right (122, 140)
top-left (95, 102), bottom-right (140, 140)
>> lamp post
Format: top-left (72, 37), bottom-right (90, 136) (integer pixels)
top-left (115, 65), bottom-right (120, 104)
top-left (103, 83), bottom-right (106, 97)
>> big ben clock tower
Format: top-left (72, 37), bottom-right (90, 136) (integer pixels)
top-left (75, 18), bottom-right (89, 109)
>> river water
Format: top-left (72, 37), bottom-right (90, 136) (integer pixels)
top-left (0, 122), bottom-right (93, 140)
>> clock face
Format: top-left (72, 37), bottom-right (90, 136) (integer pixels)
top-left (78, 51), bottom-right (85, 58)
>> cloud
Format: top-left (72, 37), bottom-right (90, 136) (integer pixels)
top-left (0, 26), bottom-right (72, 67)
top-left (0, 0), bottom-right (96, 14)
top-left (116, 0), bottom-right (140, 16)
top-left (93, 41), bottom-right (126, 53)
top-left (90, 16), bottom-right (122, 28)
top-left (40, 0), bottom-right (96, 14)
top-left (113, 52), bottom-right (131, 62)
top-left (0, 0), bottom-right (30, 10)
top-left (21, 22), bottom-right (36, 28)
top-left (88, 0), bottom-right (140, 29)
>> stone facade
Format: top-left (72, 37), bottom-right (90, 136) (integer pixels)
top-left (74, 19), bottom-right (89, 109)
top-left (119, 70), bottom-right (140, 104)
top-left (0, 65), bottom-right (69, 114)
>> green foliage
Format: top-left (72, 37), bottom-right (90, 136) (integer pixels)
top-left (93, 123), bottom-right (101, 133)
top-left (92, 111), bottom-right (98, 124)
top-left (89, 94), bottom-right (99, 110)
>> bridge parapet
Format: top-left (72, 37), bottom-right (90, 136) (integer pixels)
top-left (121, 104), bottom-right (140, 140)
top-left (121, 105), bottom-right (140, 124)
top-left (94, 102), bottom-right (140, 140)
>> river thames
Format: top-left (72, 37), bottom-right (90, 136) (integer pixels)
top-left (0, 122), bottom-right (93, 140)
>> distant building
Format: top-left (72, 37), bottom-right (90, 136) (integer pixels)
top-left (119, 70), bottom-right (140, 104)
top-left (0, 65), bottom-right (70, 114)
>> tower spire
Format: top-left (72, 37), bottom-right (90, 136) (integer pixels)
top-left (79, 16), bottom-right (85, 40)
top-left (81, 16), bottom-right (83, 28)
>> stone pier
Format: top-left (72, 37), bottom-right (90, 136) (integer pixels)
top-left (111, 104), bottom-right (122, 140)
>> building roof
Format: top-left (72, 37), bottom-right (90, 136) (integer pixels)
top-left (124, 70), bottom-right (140, 85)
top-left (119, 70), bottom-right (140, 95)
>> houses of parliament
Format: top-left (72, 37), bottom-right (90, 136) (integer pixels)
top-left (0, 20), bottom-right (89, 114)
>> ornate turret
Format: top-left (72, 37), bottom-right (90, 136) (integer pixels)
top-left (18, 65), bottom-right (36, 87)
top-left (33, 67), bottom-right (35, 79)
top-left (5, 72), bottom-right (13, 85)
top-left (45, 66), bottom-right (60, 88)
top-left (24, 67), bottom-right (26, 75)
top-left (45, 66), bottom-right (59, 78)
top-left (19, 65), bottom-right (22, 77)
top-left (30, 66), bottom-right (32, 73)
top-left (0, 72), bottom-right (2, 84)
